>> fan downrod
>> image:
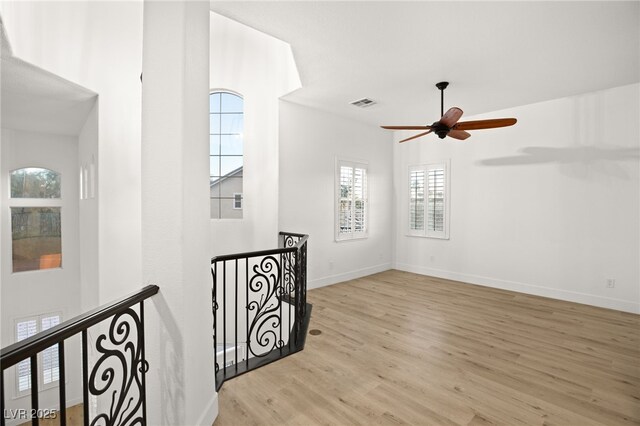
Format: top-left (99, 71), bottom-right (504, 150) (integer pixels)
top-left (435, 81), bottom-right (450, 137)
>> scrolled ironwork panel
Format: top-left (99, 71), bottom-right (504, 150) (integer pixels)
top-left (210, 233), bottom-right (309, 390)
top-left (247, 255), bottom-right (284, 357)
top-left (88, 308), bottom-right (146, 426)
top-left (281, 234), bottom-right (301, 296)
top-left (282, 251), bottom-right (296, 295)
top-left (282, 234), bottom-right (296, 249)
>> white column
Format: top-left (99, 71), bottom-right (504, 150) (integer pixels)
top-left (141, 1), bottom-right (216, 424)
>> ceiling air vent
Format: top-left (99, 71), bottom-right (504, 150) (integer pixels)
top-left (350, 98), bottom-right (376, 108)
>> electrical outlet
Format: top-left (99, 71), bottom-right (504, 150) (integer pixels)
top-left (329, 260), bottom-right (334, 270)
top-left (606, 278), bottom-right (616, 288)
top-left (430, 255), bottom-right (435, 262)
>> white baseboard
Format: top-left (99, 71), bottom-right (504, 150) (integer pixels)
top-left (308, 263), bottom-right (392, 290)
top-left (394, 263), bottom-right (640, 314)
top-left (195, 392), bottom-right (218, 426)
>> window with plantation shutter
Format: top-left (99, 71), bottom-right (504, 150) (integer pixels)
top-left (15, 312), bottom-right (62, 395)
top-left (408, 161), bottom-right (450, 239)
top-left (336, 159), bottom-right (368, 241)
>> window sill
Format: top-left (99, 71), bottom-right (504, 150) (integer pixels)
top-left (405, 234), bottom-right (450, 240)
top-left (11, 267), bottom-right (64, 275)
top-left (335, 235), bottom-right (368, 243)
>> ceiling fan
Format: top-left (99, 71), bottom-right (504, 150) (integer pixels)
top-left (381, 82), bottom-right (517, 143)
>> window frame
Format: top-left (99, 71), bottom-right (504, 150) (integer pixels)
top-left (9, 167), bottom-right (63, 273)
top-left (209, 89), bottom-right (244, 220)
top-left (233, 193), bottom-right (243, 210)
top-left (335, 158), bottom-right (369, 242)
top-left (408, 160), bottom-right (450, 239)
top-left (14, 312), bottom-right (63, 397)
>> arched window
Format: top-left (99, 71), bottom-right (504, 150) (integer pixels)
top-left (210, 91), bottom-right (243, 219)
top-left (9, 167), bottom-right (62, 272)
top-left (10, 167), bottom-right (61, 198)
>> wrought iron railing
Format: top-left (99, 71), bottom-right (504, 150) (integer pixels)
top-left (211, 232), bottom-right (311, 390)
top-left (1, 285), bottom-right (158, 426)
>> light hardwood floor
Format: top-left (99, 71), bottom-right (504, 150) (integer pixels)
top-left (17, 404), bottom-right (82, 426)
top-left (214, 270), bottom-right (640, 426)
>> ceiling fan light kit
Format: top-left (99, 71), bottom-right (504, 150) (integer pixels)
top-left (381, 82), bottom-right (517, 143)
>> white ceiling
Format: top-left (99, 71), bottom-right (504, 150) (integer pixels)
top-left (210, 1), bottom-right (639, 127)
top-left (1, 55), bottom-right (97, 136)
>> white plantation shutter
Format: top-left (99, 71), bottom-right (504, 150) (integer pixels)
top-left (408, 161), bottom-right (449, 239)
top-left (427, 167), bottom-right (445, 232)
top-left (16, 318), bottom-right (38, 392)
top-left (41, 315), bottom-right (61, 384)
top-left (339, 166), bottom-right (353, 235)
top-left (409, 169), bottom-right (425, 231)
top-left (336, 159), bottom-right (368, 240)
top-left (353, 167), bottom-right (367, 233)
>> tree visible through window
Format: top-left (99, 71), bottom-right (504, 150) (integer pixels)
top-left (10, 168), bottom-right (62, 272)
top-left (11, 168), bottom-right (60, 199)
top-left (210, 91), bottom-right (243, 219)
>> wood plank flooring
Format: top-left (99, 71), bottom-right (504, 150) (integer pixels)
top-left (214, 270), bottom-right (640, 426)
top-left (17, 404), bottom-right (82, 426)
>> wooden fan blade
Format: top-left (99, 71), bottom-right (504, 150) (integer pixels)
top-left (439, 107), bottom-right (463, 127)
top-left (381, 125), bottom-right (432, 130)
top-left (447, 129), bottom-right (471, 140)
top-left (399, 130), bottom-right (433, 143)
top-left (454, 118), bottom-right (517, 131)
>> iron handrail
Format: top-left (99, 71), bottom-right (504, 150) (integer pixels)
top-left (211, 246), bottom-right (296, 263)
top-left (1, 284), bottom-right (159, 370)
top-left (211, 232), bottom-right (308, 263)
top-left (278, 231), bottom-right (306, 239)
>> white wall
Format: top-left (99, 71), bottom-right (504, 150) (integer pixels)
top-left (279, 101), bottom-right (394, 288)
top-left (0, 0), bottom-right (144, 303)
top-left (393, 83), bottom-right (640, 313)
top-left (142, 1), bottom-right (216, 425)
top-left (2, 1), bottom-right (145, 419)
top-left (0, 128), bottom-right (83, 423)
top-left (0, 129), bottom-right (81, 318)
top-left (209, 12), bottom-right (300, 256)
top-left (78, 103), bottom-right (99, 313)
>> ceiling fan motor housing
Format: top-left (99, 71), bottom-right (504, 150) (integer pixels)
top-left (431, 122), bottom-right (450, 139)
